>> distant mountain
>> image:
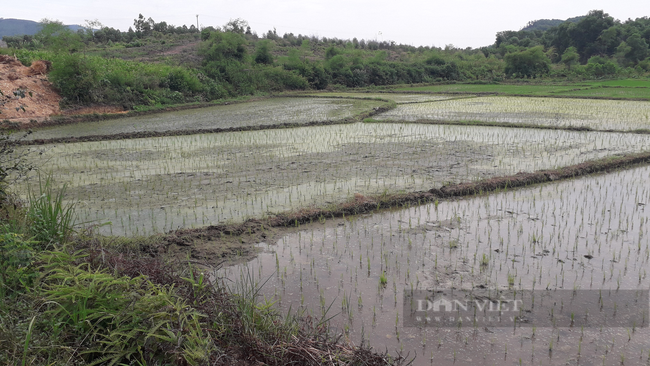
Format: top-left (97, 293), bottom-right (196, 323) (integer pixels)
top-left (521, 16), bottom-right (584, 31)
top-left (0, 18), bottom-right (84, 38)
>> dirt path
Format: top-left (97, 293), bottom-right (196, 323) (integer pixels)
top-left (161, 41), bottom-right (200, 56)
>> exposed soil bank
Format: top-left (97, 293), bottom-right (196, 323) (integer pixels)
top-left (158, 151), bottom-right (650, 263)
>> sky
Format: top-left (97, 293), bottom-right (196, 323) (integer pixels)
top-left (2, 0), bottom-right (649, 48)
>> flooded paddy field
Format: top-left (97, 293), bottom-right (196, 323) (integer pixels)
top-left (375, 96), bottom-right (650, 132)
top-left (221, 164), bottom-right (650, 366)
top-left (21, 97), bottom-right (388, 141)
top-left (16, 123), bottom-right (650, 236)
top-left (304, 92), bottom-right (463, 104)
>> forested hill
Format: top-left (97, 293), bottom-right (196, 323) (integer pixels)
top-left (489, 10), bottom-right (650, 67)
top-left (520, 16), bottom-right (584, 31)
top-left (0, 18), bottom-right (82, 38)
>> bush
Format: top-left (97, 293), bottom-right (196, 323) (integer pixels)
top-left (504, 46), bottom-right (550, 78)
top-left (0, 229), bottom-right (37, 298)
top-left (49, 54), bottom-right (100, 105)
top-left (259, 67), bottom-right (308, 91)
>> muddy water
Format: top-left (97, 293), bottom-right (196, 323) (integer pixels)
top-left (21, 97), bottom-right (386, 140)
top-left (376, 96), bottom-right (650, 131)
top-left (17, 123), bottom-right (650, 236)
top-left (221, 165), bottom-right (650, 366)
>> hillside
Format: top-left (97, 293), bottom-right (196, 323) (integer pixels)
top-left (521, 16), bottom-right (584, 31)
top-left (0, 18), bottom-right (82, 38)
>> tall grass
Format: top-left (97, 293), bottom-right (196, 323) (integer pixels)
top-left (26, 175), bottom-right (76, 246)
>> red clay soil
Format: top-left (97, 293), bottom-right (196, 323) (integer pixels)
top-left (0, 55), bottom-right (61, 123)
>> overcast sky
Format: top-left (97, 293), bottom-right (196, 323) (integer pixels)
top-left (3, 1), bottom-right (649, 48)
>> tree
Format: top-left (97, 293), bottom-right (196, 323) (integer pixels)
top-left (586, 55), bottom-right (618, 76)
top-left (254, 40), bottom-right (274, 64)
top-left (35, 19), bottom-right (82, 52)
top-left (560, 46), bottom-right (579, 69)
top-left (199, 31), bottom-right (248, 62)
top-left (568, 10), bottom-right (615, 62)
top-left (504, 46), bottom-right (550, 78)
top-left (223, 19), bottom-right (249, 34)
top-left (623, 33), bottom-right (649, 65)
top-left (133, 14), bottom-right (151, 37)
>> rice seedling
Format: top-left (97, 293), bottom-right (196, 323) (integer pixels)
top-left (374, 96), bottom-right (650, 132)
top-left (219, 163), bottom-right (650, 366)
top-left (22, 97), bottom-right (389, 141)
top-left (15, 119), bottom-right (650, 236)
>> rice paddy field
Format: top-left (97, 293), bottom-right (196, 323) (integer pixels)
top-left (303, 92), bottom-right (463, 104)
top-left (394, 83), bottom-right (588, 95)
top-left (20, 97), bottom-right (388, 141)
top-left (393, 80), bottom-right (650, 101)
top-left (373, 96), bottom-right (650, 131)
top-left (11, 89), bottom-right (650, 365)
top-left (17, 123), bottom-right (650, 236)
top-left (222, 164), bottom-right (650, 366)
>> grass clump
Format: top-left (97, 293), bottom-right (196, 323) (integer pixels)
top-left (26, 175), bottom-right (76, 246)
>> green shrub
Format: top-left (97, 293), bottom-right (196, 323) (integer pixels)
top-left (49, 54), bottom-right (100, 105)
top-left (0, 229), bottom-right (37, 298)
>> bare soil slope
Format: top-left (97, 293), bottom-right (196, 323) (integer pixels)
top-left (0, 55), bottom-right (61, 123)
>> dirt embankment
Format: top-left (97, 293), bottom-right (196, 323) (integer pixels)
top-left (0, 55), bottom-right (61, 123)
top-left (0, 55), bottom-right (127, 126)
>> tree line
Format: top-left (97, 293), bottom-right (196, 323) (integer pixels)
top-left (1, 11), bottom-right (649, 109)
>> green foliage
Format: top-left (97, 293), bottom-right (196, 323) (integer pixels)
top-left (39, 251), bottom-right (212, 365)
top-left (504, 46), bottom-right (550, 78)
top-left (49, 54), bottom-right (100, 104)
top-left (568, 10), bottom-right (615, 62)
top-left (199, 30), bottom-right (248, 63)
top-left (26, 175), bottom-right (76, 246)
top-left (35, 19), bottom-right (83, 53)
top-left (380, 272), bottom-right (388, 286)
top-left (622, 33), bottom-right (649, 65)
top-left (30, 50), bottom-right (208, 107)
top-left (561, 46), bottom-right (579, 69)
top-left (259, 67), bottom-right (309, 91)
top-left (254, 39), bottom-right (274, 65)
top-left (0, 229), bottom-right (37, 298)
top-left (585, 55), bottom-right (619, 77)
